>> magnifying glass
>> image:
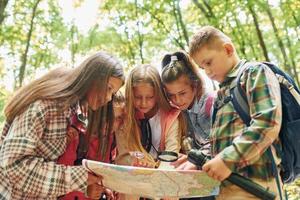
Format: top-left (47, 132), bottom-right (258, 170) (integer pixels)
top-left (157, 151), bottom-right (178, 162)
top-left (130, 150), bottom-right (178, 163)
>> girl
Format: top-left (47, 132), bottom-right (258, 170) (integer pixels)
top-left (161, 51), bottom-right (216, 200)
top-left (57, 91), bottom-right (126, 200)
top-left (116, 64), bottom-right (185, 200)
top-left (116, 64), bottom-right (185, 169)
top-left (161, 50), bottom-right (215, 170)
top-left (0, 51), bottom-right (125, 200)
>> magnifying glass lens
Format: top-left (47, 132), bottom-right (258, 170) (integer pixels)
top-left (157, 151), bottom-right (178, 162)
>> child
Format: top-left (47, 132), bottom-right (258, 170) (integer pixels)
top-left (161, 51), bottom-right (216, 200)
top-left (116, 64), bottom-right (184, 169)
top-left (115, 64), bottom-right (185, 200)
top-left (57, 91), bottom-right (126, 200)
top-left (0, 51), bottom-right (125, 199)
top-left (161, 50), bottom-right (215, 159)
top-left (189, 26), bottom-right (282, 199)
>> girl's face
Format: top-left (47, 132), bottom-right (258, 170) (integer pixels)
top-left (164, 75), bottom-right (196, 110)
top-left (86, 77), bottom-right (123, 111)
top-left (133, 82), bottom-right (156, 115)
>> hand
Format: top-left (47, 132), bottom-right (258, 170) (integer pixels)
top-left (176, 160), bottom-right (197, 170)
top-left (170, 153), bottom-right (187, 168)
top-left (132, 159), bottom-right (153, 168)
top-left (113, 191), bottom-right (120, 200)
top-left (79, 100), bottom-right (89, 117)
top-left (87, 172), bottom-right (103, 186)
top-left (202, 155), bottom-right (232, 181)
top-left (87, 183), bottom-right (105, 200)
top-left (103, 188), bottom-right (116, 200)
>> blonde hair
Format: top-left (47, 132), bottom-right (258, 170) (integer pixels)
top-left (189, 26), bottom-right (232, 56)
top-left (124, 64), bottom-right (172, 166)
top-left (4, 51), bottom-right (125, 157)
top-left (161, 50), bottom-right (205, 99)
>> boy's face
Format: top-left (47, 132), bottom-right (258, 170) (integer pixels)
top-left (192, 44), bottom-right (234, 83)
top-left (164, 75), bottom-right (196, 110)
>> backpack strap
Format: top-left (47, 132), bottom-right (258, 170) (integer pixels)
top-left (276, 73), bottom-right (300, 105)
top-left (231, 61), bottom-right (285, 200)
top-left (211, 60), bottom-right (248, 124)
top-left (230, 60), bottom-right (252, 126)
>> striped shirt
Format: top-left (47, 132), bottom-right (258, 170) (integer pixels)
top-left (0, 100), bottom-right (88, 200)
top-left (211, 61), bottom-right (282, 179)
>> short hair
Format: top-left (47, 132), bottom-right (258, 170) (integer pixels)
top-left (189, 26), bottom-right (232, 56)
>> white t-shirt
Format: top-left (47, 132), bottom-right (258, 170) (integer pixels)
top-left (148, 111), bottom-right (161, 158)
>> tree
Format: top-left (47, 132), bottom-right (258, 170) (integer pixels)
top-left (19, 0), bottom-right (41, 87)
top-left (0, 0), bottom-right (9, 25)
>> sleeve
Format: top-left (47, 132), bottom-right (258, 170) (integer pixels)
top-left (164, 118), bottom-right (181, 153)
top-left (219, 65), bottom-right (282, 171)
top-left (0, 102), bottom-right (88, 198)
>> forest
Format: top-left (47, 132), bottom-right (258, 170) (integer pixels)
top-left (0, 0), bottom-right (299, 198)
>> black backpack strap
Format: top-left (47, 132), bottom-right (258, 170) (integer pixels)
top-left (230, 60), bottom-right (252, 126)
top-left (231, 61), bottom-right (284, 200)
top-left (211, 60), bottom-right (249, 125)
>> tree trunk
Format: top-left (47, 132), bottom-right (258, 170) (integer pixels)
top-left (140, 6), bottom-right (185, 49)
top-left (117, 15), bottom-right (136, 65)
top-left (247, 2), bottom-right (270, 61)
top-left (175, 0), bottom-right (189, 46)
top-left (265, 2), bottom-right (291, 75)
top-left (230, 14), bottom-right (247, 58)
top-left (70, 22), bottom-right (78, 68)
top-left (19, 0), bottom-right (41, 87)
top-left (135, 0), bottom-right (144, 63)
top-left (192, 0), bottom-right (210, 19)
top-left (192, 0), bottom-right (223, 31)
top-left (0, 0), bottom-right (9, 25)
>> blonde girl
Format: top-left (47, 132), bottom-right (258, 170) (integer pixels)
top-left (116, 64), bottom-right (185, 168)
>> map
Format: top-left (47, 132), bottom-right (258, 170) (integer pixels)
top-left (82, 159), bottom-right (220, 198)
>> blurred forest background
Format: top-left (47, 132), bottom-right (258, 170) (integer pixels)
top-left (0, 0), bottom-right (299, 198)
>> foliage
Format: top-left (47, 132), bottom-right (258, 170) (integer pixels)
top-left (0, 1), bottom-right (299, 197)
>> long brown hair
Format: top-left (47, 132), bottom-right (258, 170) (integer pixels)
top-left (4, 51), bottom-right (125, 157)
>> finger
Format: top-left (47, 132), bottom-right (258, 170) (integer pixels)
top-left (105, 189), bottom-right (115, 199)
top-left (217, 175), bottom-right (224, 182)
top-left (176, 163), bottom-right (186, 170)
top-left (206, 168), bottom-right (214, 178)
top-left (212, 173), bottom-right (219, 181)
top-left (114, 192), bottom-right (120, 200)
top-left (202, 163), bottom-right (209, 172)
top-left (171, 155), bottom-right (187, 167)
top-left (88, 173), bottom-right (103, 185)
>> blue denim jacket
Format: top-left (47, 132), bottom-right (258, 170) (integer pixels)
top-left (185, 92), bottom-right (215, 151)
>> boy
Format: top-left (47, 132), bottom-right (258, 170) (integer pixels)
top-left (189, 26), bottom-right (282, 199)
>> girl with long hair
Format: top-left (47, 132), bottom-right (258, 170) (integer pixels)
top-left (161, 51), bottom-right (215, 200)
top-left (0, 51), bottom-right (125, 200)
top-left (161, 50), bottom-right (215, 169)
top-left (116, 64), bottom-right (185, 168)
